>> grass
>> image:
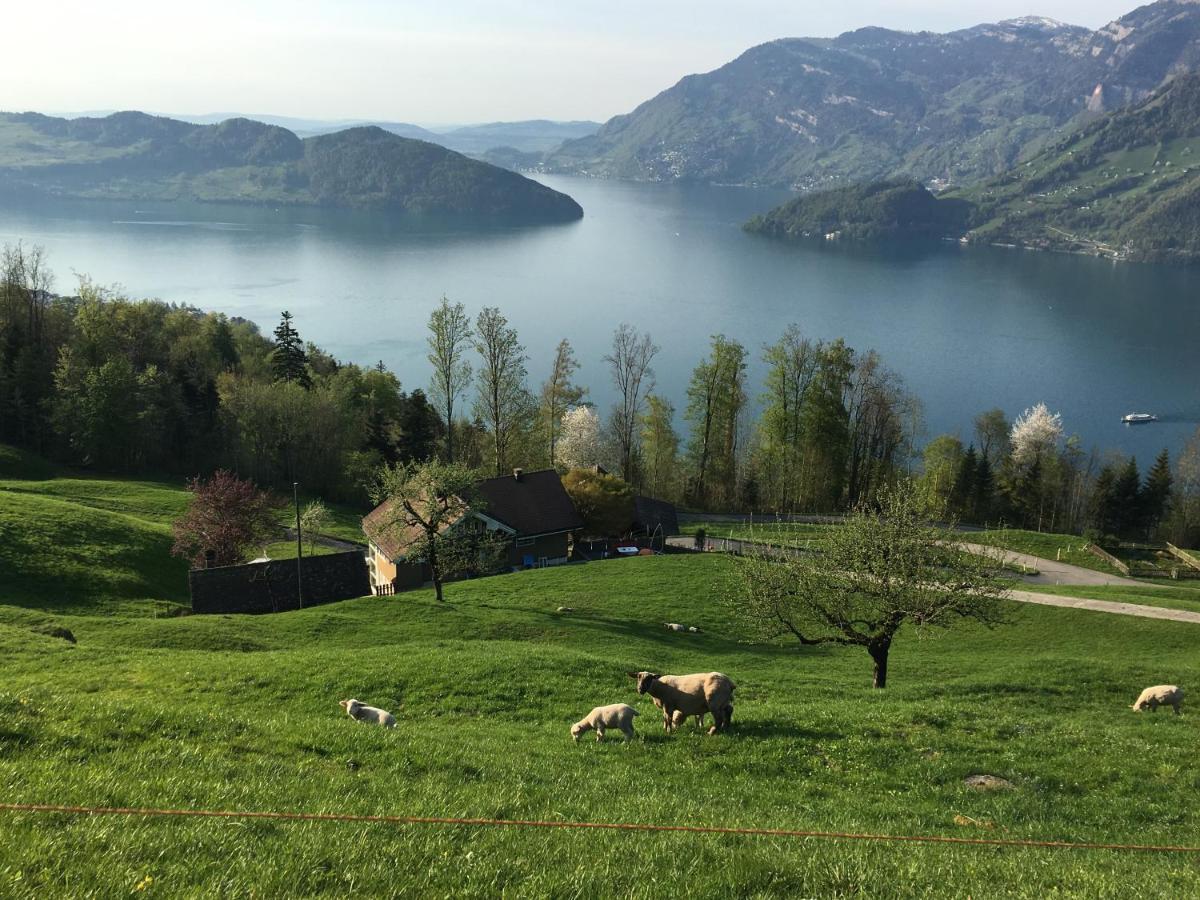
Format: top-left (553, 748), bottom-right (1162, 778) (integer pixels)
top-left (0, 446), bottom-right (364, 613)
top-left (4, 457), bottom-right (1200, 895)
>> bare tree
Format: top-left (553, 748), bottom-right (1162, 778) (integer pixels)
top-left (603, 324), bottom-right (658, 482)
top-left (472, 307), bottom-right (532, 475)
top-left (426, 297), bottom-right (472, 462)
top-left (730, 481), bottom-right (1010, 688)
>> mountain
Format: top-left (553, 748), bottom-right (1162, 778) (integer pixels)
top-left (0, 111), bottom-right (583, 221)
top-left (547, 2), bottom-right (1200, 189)
top-left (958, 72), bottom-right (1200, 260)
top-left (744, 179), bottom-right (971, 241)
top-left (745, 73), bottom-right (1200, 261)
top-left (169, 114), bottom-right (598, 155)
top-left (438, 120), bottom-right (601, 155)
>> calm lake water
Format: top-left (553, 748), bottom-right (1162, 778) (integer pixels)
top-left (1, 174), bottom-right (1197, 462)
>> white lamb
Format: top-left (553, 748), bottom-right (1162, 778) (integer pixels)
top-left (570, 703), bottom-right (639, 742)
top-left (663, 622), bottom-right (685, 632)
top-left (339, 698), bottom-right (396, 728)
top-left (1132, 685), bottom-right (1184, 715)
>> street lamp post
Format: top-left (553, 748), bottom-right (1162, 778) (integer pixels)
top-left (294, 482), bottom-right (304, 609)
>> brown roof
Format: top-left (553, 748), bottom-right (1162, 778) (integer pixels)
top-left (362, 469), bottom-right (582, 561)
top-left (474, 469), bottom-right (583, 537)
top-left (361, 497), bottom-right (448, 562)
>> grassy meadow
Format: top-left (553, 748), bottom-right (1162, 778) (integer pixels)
top-left (2, 456), bottom-right (1200, 896)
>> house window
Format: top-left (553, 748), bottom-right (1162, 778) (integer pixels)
top-left (515, 536), bottom-right (536, 548)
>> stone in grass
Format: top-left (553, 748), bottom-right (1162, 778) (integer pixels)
top-left (964, 774), bottom-right (1015, 791)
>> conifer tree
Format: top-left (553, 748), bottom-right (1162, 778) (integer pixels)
top-left (270, 311), bottom-right (311, 388)
top-left (1142, 449), bottom-right (1173, 537)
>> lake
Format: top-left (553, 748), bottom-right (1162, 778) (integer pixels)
top-left (1, 175), bottom-right (1197, 463)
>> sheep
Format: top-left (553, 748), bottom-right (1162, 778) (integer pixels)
top-left (663, 622), bottom-right (685, 632)
top-left (687, 626), bottom-right (702, 634)
top-left (627, 671), bottom-right (735, 736)
top-left (571, 703), bottom-right (639, 742)
top-left (1132, 685), bottom-right (1184, 715)
top-left (339, 698), bottom-right (396, 729)
top-left (557, 606), bottom-right (575, 613)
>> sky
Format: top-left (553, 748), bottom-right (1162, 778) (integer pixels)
top-left (4, 1), bottom-right (1143, 126)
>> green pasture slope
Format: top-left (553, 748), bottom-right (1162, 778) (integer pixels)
top-left (2, 457), bottom-right (1199, 896)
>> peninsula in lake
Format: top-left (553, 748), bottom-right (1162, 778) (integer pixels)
top-left (0, 111), bottom-right (583, 222)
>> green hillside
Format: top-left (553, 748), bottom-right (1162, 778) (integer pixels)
top-left (2, 459), bottom-right (1200, 895)
top-left (959, 73), bottom-right (1200, 260)
top-left (745, 179), bottom-right (971, 241)
top-left (0, 111), bottom-right (583, 221)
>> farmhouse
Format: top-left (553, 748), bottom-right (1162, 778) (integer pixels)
top-left (362, 467), bottom-right (583, 594)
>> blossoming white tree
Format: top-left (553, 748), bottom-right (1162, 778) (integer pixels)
top-left (555, 405), bottom-right (601, 470)
top-left (1009, 402), bottom-right (1063, 467)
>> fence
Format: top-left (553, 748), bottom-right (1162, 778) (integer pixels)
top-left (1165, 542), bottom-right (1200, 573)
top-left (1085, 543), bottom-right (1131, 576)
top-left (189, 550), bottom-right (371, 614)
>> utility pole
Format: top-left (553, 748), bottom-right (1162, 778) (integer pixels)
top-left (294, 482), bottom-right (304, 609)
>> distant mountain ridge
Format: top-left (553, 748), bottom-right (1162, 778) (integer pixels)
top-left (546, 1), bottom-right (1200, 189)
top-left (0, 110), bottom-right (583, 221)
top-left (745, 73), bottom-right (1200, 261)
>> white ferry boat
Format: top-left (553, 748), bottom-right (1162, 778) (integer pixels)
top-left (1121, 413), bottom-right (1157, 424)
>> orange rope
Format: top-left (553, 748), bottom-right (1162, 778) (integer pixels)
top-left (1, 803), bottom-right (1197, 854)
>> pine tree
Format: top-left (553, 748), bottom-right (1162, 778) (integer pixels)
top-left (973, 453), bottom-right (994, 523)
top-left (270, 311), bottom-right (311, 388)
top-left (1112, 457), bottom-right (1142, 539)
top-left (1090, 465), bottom-right (1118, 538)
top-left (951, 444), bottom-right (979, 521)
top-left (1142, 449), bottom-right (1173, 538)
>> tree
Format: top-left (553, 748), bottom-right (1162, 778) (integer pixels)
top-left (539, 339), bottom-right (586, 468)
top-left (757, 325), bottom-right (819, 512)
top-left (562, 468), bottom-right (636, 537)
top-left (299, 499), bottom-right (328, 556)
top-left (917, 434), bottom-right (963, 515)
top-left (604, 324), bottom-right (658, 482)
top-left (171, 470), bottom-right (281, 568)
top-left (951, 444), bottom-right (979, 521)
top-left (683, 335), bottom-right (746, 508)
top-left (640, 394), bottom-right (679, 502)
top-left (1165, 430), bottom-right (1200, 548)
top-left (426, 297), bottom-right (472, 462)
top-left (973, 408), bottom-right (1010, 464)
top-left (797, 339), bottom-right (854, 510)
top-left (1009, 403), bottom-right (1062, 467)
top-left (1111, 456), bottom-right (1142, 539)
top-left (729, 481), bottom-right (1010, 688)
top-left (369, 459), bottom-right (497, 602)
top-left (556, 405), bottom-right (601, 471)
top-left (270, 311), bottom-right (311, 388)
top-left (396, 388), bottom-right (442, 463)
top-left (1142, 449), bottom-right (1173, 537)
top-left (472, 307), bottom-right (532, 475)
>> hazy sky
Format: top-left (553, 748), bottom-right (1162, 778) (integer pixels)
top-left (6, 1), bottom-right (1141, 125)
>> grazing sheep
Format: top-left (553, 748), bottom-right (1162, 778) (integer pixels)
top-left (557, 606), bottom-right (575, 613)
top-left (339, 698), bottom-right (396, 729)
top-left (687, 626), bottom-right (702, 634)
top-left (571, 703), bottom-right (639, 742)
top-left (627, 671), bottom-right (735, 735)
top-left (663, 622), bottom-right (685, 632)
top-left (1132, 685), bottom-right (1184, 715)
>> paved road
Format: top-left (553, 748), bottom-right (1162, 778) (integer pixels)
top-left (958, 543), bottom-right (1149, 588)
top-left (1010, 589), bottom-right (1200, 624)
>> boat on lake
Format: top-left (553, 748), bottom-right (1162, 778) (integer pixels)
top-left (1122, 413), bottom-right (1158, 424)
